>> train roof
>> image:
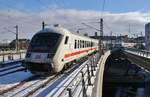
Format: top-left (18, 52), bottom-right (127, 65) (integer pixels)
top-left (37, 27), bottom-right (71, 35)
top-left (37, 26), bottom-right (98, 41)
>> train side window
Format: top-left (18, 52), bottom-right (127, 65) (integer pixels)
top-left (83, 41), bottom-right (84, 48)
top-left (80, 40), bottom-right (82, 48)
top-left (64, 36), bottom-right (69, 44)
top-left (74, 40), bottom-right (77, 49)
top-left (82, 41), bottom-right (84, 48)
top-left (78, 40), bottom-right (79, 48)
top-left (81, 40), bottom-right (82, 48)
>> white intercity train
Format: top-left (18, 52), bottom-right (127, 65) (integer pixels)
top-left (24, 25), bottom-right (99, 74)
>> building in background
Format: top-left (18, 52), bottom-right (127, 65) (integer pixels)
top-left (90, 33), bottom-right (145, 49)
top-left (0, 43), bottom-right (10, 51)
top-left (9, 39), bottom-right (30, 50)
top-left (145, 23), bottom-right (150, 49)
top-left (90, 34), bottom-right (125, 49)
top-left (121, 42), bottom-right (136, 48)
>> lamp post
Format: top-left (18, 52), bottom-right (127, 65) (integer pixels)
top-left (4, 25), bottom-right (19, 52)
top-left (100, 18), bottom-right (103, 55)
top-left (15, 25), bottom-right (19, 52)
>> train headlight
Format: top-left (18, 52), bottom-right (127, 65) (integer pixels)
top-left (26, 53), bottom-right (31, 58)
top-left (47, 54), bottom-right (51, 58)
top-left (47, 53), bottom-right (54, 58)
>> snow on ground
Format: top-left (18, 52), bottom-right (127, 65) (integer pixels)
top-left (4, 79), bottom-right (40, 97)
top-left (0, 53), bottom-right (100, 97)
top-left (0, 71), bottom-right (32, 91)
top-left (3, 75), bottom-right (56, 97)
top-left (0, 66), bottom-right (24, 76)
top-left (33, 61), bottom-right (89, 97)
top-left (32, 57), bottom-right (100, 97)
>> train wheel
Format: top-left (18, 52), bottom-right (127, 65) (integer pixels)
top-left (63, 63), bottom-right (68, 70)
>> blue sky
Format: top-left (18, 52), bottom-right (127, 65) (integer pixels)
top-left (0, 0), bottom-right (150, 13)
top-left (0, 0), bottom-right (150, 42)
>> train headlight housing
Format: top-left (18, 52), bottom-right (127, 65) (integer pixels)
top-left (26, 53), bottom-right (31, 58)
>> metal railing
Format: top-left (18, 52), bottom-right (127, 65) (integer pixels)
top-left (0, 50), bottom-right (26, 62)
top-left (124, 48), bottom-right (150, 58)
top-left (58, 53), bottom-right (100, 97)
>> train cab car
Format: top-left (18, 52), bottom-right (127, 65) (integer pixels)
top-left (24, 26), bottom-right (99, 74)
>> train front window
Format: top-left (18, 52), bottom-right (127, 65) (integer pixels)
top-left (28, 33), bottom-right (61, 53)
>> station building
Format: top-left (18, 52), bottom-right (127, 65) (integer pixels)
top-left (145, 23), bottom-right (150, 49)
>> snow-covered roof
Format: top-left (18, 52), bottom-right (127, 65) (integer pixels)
top-left (37, 26), bottom-right (71, 35)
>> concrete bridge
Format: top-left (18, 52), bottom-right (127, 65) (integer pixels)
top-left (93, 48), bottom-right (150, 97)
top-left (0, 48), bottom-right (150, 97)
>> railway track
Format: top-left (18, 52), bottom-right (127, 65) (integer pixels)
top-left (0, 64), bottom-right (22, 72)
top-left (24, 74), bottom-right (59, 97)
top-left (7, 75), bottom-right (58, 97)
top-left (0, 53), bottom-right (100, 97)
top-left (0, 60), bottom-right (23, 68)
top-left (0, 66), bottom-right (26, 77)
top-left (34, 59), bottom-right (90, 97)
top-left (24, 59), bottom-right (86, 97)
top-left (0, 58), bottom-right (88, 97)
top-left (0, 75), bottom-right (38, 95)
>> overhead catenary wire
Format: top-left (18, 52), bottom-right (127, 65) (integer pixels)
top-left (100, 0), bottom-right (118, 36)
top-left (53, 0), bottom-right (70, 23)
top-left (0, 2), bottom-right (47, 38)
top-left (36, 0), bottom-right (69, 27)
top-left (0, 0), bottom-right (45, 26)
top-left (0, 12), bottom-right (40, 30)
top-left (99, 0), bottom-right (106, 34)
top-left (0, 1), bottom-right (45, 42)
top-left (37, 0), bottom-right (50, 10)
top-left (103, 21), bottom-right (113, 33)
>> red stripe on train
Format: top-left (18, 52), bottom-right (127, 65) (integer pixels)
top-left (64, 48), bottom-right (97, 58)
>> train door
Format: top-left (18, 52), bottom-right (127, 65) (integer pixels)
top-left (64, 34), bottom-right (74, 60)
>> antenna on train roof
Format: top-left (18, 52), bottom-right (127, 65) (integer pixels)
top-left (42, 21), bottom-right (45, 30)
top-left (42, 21), bottom-right (48, 30)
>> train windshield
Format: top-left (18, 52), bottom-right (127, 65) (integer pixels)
top-left (28, 33), bottom-right (61, 53)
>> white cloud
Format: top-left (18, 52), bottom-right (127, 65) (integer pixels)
top-left (0, 9), bottom-right (149, 42)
